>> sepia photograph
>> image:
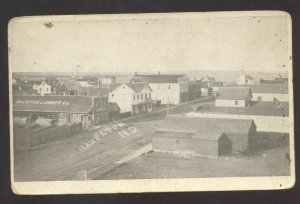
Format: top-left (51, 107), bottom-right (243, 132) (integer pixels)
top-left (8, 11), bottom-right (294, 194)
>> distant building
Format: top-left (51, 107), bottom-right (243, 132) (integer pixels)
top-left (152, 115), bottom-right (257, 153)
top-left (225, 84), bottom-right (289, 102)
top-left (130, 74), bottom-right (189, 104)
top-left (76, 76), bottom-right (99, 87)
top-left (100, 75), bottom-right (116, 87)
top-left (54, 80), bottom-right (81, 96)
top-left (249, 84), bottom-right (288, 102)
top-left (197, 81), bottom-right (211, 97)
top-left (33, 80), bottom-right (51, 96)
top-left (109, 82), bottom-right (153, 115)
top-left (188, 80), bottom-right (202, 101)
top-left (208, 81), bottom-right (224, 93)
top-left (237, 71), bottom-right (255, 85)
top-left (12, 81), bottom-right (38, 96)
top-left (215, 87), bottom-right (252, 107)
top-left (78, 86), bottom-right (109, 97)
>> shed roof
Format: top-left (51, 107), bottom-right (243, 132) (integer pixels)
top-left (155, 129), bottom-right (225, 141)
top-left (109, 102), bottom-right (120, 112)
top-left (217, 87), bottom-right (252, 100)
top-left (225, 84), bottom-right (288, 94)
top-left (13, 95), bottom-right (93, 113)
top-left (160, 115), bottom-right (255, 135)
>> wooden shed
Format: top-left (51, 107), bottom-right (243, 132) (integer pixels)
top-left (154, 115), bottom-right (257, 153)
top-left (153, 129), bottom-right (232, 157)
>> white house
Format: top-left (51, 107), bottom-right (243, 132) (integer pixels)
top-left (109, 82), bottom-right (153, 115)
top-left (237, 71), bottom-right (255, 85)
top-left (33, 80), bottom-right (51, 96)
top-left (216, 87), bottom-right (252, 107)
top-left (130, 74), bottom-right (189, 105)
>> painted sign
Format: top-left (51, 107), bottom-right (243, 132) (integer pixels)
top-left (15, 99), bottom-right (70, 106)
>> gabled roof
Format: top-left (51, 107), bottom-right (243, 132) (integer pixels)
top-left (127, 82), bottom-right (152, 93)
top-left (131, 74), bottom-right (186, 83)
top-left (111, 83), bottom-right (152, 93)
top-left (217, 87), bottom-right (252, 100)
top-left (56, 79), bottom-right (81, 91)
top-left (13, 95), bottom-right (94, 113)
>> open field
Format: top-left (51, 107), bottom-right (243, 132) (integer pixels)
top-left (98, 132), bottom-right (290, 179)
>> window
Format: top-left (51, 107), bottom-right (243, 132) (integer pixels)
top-left (149, 93), bottom-right (151, 98)
top-left (133, 95), bottom-right (135, 100)
top-left (59, 113), bottom-right (64, 120)
top-left (39, 88), bottom-right (42, 92)
top-left (141, 94), bottom-right (143, 100)
top-left (137, 94), bottom-right (139, 100)
top-left (47, 88), bottom-right (49, 92)
top-left (99, 114), bottom-right (103, 121)
top-left (148, 103), bottom-right (151, 109)
top-left (168, 85), bottom-right (171, 89)
top-left (145, 93), bottom-right (147, 99)
top-left (235, 100), bottom-right (238, 105)
top-left (72, 114), bottom-right (78, 121)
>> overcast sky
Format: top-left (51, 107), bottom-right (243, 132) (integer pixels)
top-left (10, 12), bottom-right (291, 73)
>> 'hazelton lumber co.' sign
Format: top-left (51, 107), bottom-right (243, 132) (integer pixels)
top-left (15, 99), bottom-right (70, 106)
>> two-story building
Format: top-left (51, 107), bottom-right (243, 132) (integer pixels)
top-left (130, 74), bottom-right (189, 105)
top-left (33, 80), bottom-right (52, 96)
top-left (108, 82), bottom-right (153, 115)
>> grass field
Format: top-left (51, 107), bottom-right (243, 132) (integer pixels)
top-left (98, 132), bottom-right (290, 179)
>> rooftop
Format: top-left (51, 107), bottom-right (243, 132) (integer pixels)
top-left (225, 84), bottom-right (288, 94)
top-left (217, 87), bottom-right (252, 100)
top-left (131, 74), bottom-right (186, 83)
top-left (13, 95), bottom-right (94, 113)
top-left (158, 115), bottom-right (255, 135)
top-left (155, 129), bottom-right (225, 140)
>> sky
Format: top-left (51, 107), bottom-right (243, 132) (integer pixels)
top-left (10, 12), bottom-right (291, 73)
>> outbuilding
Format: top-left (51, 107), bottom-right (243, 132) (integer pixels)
top-left (153, 115), bottom-right (257, 153)
top-left (153, 129), bottom-right (232, 157)
top-left (215, 87), bottom-right (252, 107)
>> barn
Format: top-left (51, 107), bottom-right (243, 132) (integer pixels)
top-left (153, 115), bottom-right (257, 153)
top-left (215, 87), bottom-right (252, 107)
top-left (153, 129), bottom-right (232, 157)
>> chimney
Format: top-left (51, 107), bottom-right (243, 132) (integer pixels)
top-left (158, 71), bottom-right (160, 75)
